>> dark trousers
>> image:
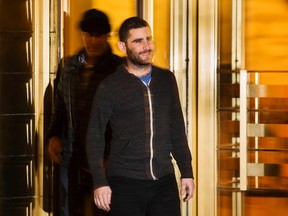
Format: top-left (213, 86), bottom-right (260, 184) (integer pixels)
top-left (67, 160), bottom-right (107, 216)
top-left (108, 173), bottom-right (181, 216)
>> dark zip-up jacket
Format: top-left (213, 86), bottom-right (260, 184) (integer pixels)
top-left (46, 47), bottom-right (122, 168)
top-left (86, 64), bottom-right (194, 188)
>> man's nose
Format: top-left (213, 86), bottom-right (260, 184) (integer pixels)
top-left (142, 40), bottom-right (150, 49)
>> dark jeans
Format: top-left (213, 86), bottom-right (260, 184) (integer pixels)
top-left (108, 174), bottom-right (181, 216)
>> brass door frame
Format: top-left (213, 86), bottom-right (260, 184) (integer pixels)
top-left (198, 0), bottom-right (218, 215)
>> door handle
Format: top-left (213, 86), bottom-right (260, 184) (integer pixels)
top-left (239, 70), bottom-right (247, 191)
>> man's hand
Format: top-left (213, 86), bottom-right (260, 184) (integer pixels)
top-left (180, 178), bottom-right (195, 202)
top-left (48, 136), bottom-right (63, 164)
top-left (94, 186), bottom-right (112, 212)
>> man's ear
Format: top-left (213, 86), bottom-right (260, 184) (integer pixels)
top-left (118, 41), bottom-right (127, 53)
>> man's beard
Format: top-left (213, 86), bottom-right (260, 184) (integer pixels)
top-left (126, 49), bottom-right (152, 67)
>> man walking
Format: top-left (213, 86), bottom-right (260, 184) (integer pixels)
top-left (86, 16), bottom-right (195, 216)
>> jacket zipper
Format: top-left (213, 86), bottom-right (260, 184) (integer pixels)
top-left (142, 80), bottom-right (157, 180)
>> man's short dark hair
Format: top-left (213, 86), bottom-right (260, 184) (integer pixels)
top-left (118, 17), bottom-right (150, 42)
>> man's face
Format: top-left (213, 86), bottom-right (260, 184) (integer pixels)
top-left (82, 32), bottom-right (109, 57)
top-left (123, 27), bottom-right (154, 66)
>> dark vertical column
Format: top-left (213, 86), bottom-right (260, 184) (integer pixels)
top-left (137, 0), bottom-right (144, 18)
top-left (0, 0), bottom-right (35, 215)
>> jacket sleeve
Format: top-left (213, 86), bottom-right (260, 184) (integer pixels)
top-left (86, 82), bottom-right (112, 188)
top-left (169, 73), bottom-right (194, 179)
top-left (45, 60), bottom-right (67, 141)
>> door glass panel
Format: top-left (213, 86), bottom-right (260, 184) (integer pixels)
top-left (217, 0), bottom-right (288, 214)
top-left (246, 72), bottom-right (288, 191)
top-left (217, 70), bottom-right (241, 215)
top-left (217, 69), bottom-right (288, 216)
top-left (218, 0), bottom-right (233, 69)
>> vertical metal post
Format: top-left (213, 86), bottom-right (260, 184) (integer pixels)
top-left (239, 70), bottom-right (247, 191)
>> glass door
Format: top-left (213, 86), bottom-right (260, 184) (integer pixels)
top-left (217, 0), bottom-right (288, 215)
top-left (217, 69), bottom-right (288, 216)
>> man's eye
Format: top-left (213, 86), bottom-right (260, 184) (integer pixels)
top-left (133, 39), bottom-right (143, 43)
